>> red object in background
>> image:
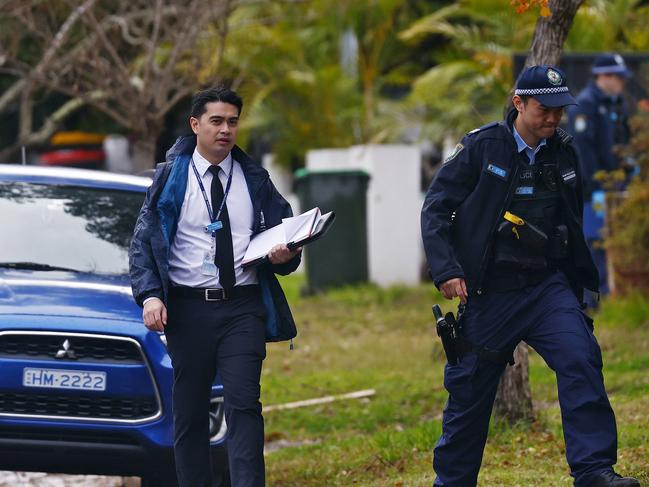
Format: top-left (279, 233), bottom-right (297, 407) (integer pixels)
top-left (639, 99), bottom-right (649, 112)
top-left (39, 148), bottom-right (105, 167)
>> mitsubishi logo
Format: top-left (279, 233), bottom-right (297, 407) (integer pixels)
top-left (55, 339), bottom-right (77, 360)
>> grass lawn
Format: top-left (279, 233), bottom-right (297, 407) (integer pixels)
top-left (262, 274), bottom-right (649, 486)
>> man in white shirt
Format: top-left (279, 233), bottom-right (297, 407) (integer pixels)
top-left (129, 87), bottom-right (301, 487)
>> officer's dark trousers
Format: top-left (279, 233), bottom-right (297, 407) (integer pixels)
top-left (588, 238), bottom-right (609, 296)
top-left (165, 292), bottom-right (267, 487)
top-left (433, 272), bottom-right (618, 487)
top-left (584, 199), bottom-right (609, 305)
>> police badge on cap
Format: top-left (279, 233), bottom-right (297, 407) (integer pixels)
top-left (514, 65), bottom-right (577, 107)
top-left (547, 69), bottom-right (562, 86)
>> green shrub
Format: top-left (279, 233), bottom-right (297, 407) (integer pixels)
top-left (600, 108), bottom-right (649, 294)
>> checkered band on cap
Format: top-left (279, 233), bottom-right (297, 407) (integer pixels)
top-left (592, 65), bottom-right (627, 75)
top-left (514, 86), bottom-right (570, 95)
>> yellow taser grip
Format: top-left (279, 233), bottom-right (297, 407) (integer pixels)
top-left (504, 211), bottom-right (525, 226)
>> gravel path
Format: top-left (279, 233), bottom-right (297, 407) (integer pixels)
top-left (0, 473), bottom-right (140, 486)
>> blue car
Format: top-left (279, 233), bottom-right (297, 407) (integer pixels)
top-left (0, 165), bottom-right (228, 486)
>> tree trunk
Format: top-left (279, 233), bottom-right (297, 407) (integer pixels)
top-left (493, 343), bottom-right (534, 423)
top-left (494, 0), bottom-right (585, 424)
top-left (527, 0), bottom-right (585, 66)
top-left (0, 97), bottom-right (88, 164)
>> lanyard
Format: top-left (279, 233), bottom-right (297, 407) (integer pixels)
top-left (190, 158), bottom-right (234, 224)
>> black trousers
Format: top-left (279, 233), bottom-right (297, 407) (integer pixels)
top-left (165, 291), bottom-right (267, 487)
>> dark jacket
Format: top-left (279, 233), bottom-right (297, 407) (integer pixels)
top-left (421, 109), bottom-right (599, 301)
top-left (129, 135), bottom-right (300, 342)
top-left (566, 80), bottom-right (630, 198)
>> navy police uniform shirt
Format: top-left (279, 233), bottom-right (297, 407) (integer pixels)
top-left (566, 80), bottom-right (630, 198)
top-left (420, 108), bottom-right (599, 301)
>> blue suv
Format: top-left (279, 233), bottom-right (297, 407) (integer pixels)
top-left (0, 165), bottom-right (228, 486)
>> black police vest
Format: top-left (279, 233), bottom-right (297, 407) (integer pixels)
top-left (605, 97), bottom-right (630, 146)
top-left (489, 157), bottom-right (562, 280)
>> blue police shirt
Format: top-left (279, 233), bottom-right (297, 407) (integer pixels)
top-left (512, 126), bottom-right (547, 165)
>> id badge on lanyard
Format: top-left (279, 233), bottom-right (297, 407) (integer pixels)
top-left (190, 159), bottom-right (233, 276)
top-left (201, 240), bottom-right (219, 277)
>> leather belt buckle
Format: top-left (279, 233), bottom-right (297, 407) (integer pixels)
top-left (204, 288), bottom-right (226, 301)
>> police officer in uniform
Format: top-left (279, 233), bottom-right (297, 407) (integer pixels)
top-left (421, 66), bottom-right (639, 487)
top-left (567, 54), bottom-right (631, 298)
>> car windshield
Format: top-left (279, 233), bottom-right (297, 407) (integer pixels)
top-left (0, 181), bottom-right (145, 275)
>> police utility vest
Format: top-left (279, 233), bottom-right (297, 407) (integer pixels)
top-left (487, 150), bottom-right (569, 290)
top-left (421, 108), bottom-right (599, 299)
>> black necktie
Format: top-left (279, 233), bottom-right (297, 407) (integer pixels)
top-left (208, 165), bottom-right (235, 290)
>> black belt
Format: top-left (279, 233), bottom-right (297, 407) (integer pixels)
top-left (485, 269), bottom-right (553, 293)
top-left (169, 284), bottom-right (260, 301)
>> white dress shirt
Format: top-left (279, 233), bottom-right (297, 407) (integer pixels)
top-left (167, 148), bottom-right (257, 288)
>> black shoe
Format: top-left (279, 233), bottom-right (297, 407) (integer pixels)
top-left (589, 470), bottom-right (640, 487)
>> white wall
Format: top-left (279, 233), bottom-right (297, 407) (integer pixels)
top-left (104, 135), bottom-right (133, 174)
top-left (306, 144), bottom-right (423, 288)
top-left (262, 154), bottom-right (304, 273)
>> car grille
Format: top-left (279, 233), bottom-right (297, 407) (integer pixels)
top-left (0, 334), bottom-right (143, 363)
top-left (0, 332), bottom-right (162, 423)
top-left (0, 392), bottom-right (158, 420)
top-left (0, 426), bottom-right (140, 445)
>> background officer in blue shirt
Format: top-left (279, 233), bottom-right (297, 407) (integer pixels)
top-left (421, 65), bottom-right (638, 487)
top-left (567, 54), bottom-right (631, 298)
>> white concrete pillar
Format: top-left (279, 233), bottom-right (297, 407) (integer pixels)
top-left (349, 145), bottom-right (422, 287)
top-left (104, 135), bottom-right (133, 174)
top-left (262, 153), bottom-right (304, 273)
top-left (306, 145), bottom-right (423, 288)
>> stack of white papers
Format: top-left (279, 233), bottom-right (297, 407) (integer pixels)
top-left (242, 207), bottom-right (334, 267)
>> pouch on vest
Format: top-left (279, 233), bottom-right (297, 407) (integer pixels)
top-left (493, 212), bottom-right (548, 270)
top-left (498, 211), bottom-right (548, 252)
top-left (548, 224), bottom-right (569, 260)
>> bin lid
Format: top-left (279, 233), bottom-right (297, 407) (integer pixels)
top-left (294, 168), bottom-right (370, 179)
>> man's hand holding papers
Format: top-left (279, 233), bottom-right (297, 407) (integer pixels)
top-left (267, 243), bottom-right (302, 265)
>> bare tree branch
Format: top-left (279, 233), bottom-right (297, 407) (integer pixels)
top-left (142, 0), bottom-right (164, 90)
top-left (0, 78), bottom-right (26, 114)
top-left (212, 0), bottom-right (233, 81)
top-left (34, 0), bottom-right (97, 79)
top-left (157, 86), bottom-right (194, 119)
top-left (156, 0), bottom-right (206, 86)
top-left (0, 94), bottom-right (98, 162)
top-left (1, 0), bottom-right (235, 171)
top-left (77, 3), bottom-right (136, 94)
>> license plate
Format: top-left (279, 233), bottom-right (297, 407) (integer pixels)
top-left (22, 368), bottom-right (106, 391)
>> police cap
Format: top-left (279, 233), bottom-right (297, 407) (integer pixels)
top-left (514, 65), bottom-right (577, 107)
top-left (592, 53), bottom-right (630, 77)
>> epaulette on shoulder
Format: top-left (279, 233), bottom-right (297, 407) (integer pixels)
top-left (466, 121), bottom-right (499, 137)
top-left (555, 126), bottom-right (573, 145)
